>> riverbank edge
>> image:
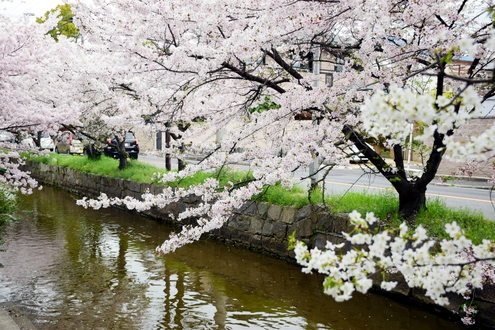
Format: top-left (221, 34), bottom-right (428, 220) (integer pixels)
top-left (21, 161), bottom-right (495, 328)
top-left (0, 302), bottom-right (38, 330)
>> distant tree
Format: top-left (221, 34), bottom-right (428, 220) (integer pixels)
top-left (0, 13), bottom-right (82, 192)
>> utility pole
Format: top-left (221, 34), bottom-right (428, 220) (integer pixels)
top-left (165, 129), bottom-right (171, 171)
top-left (309, 45), bottom-right (321, 186)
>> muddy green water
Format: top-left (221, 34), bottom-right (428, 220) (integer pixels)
top-left (0, 186), bottom-right (464, 329)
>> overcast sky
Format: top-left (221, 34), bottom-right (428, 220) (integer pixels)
top-left (1, 0), bottom-right (66, 18)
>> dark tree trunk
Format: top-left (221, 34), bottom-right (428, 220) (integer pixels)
top-left (397, 185), bottom-right (427, 224)
top-left (178, 142), bottom-right (185, 171)
top-left (117, 152), bottom-right (128, 170)
top-left (84, 143), bottom-right (101, 160)
top-left (342, 124), bottom-right (443, 224)
top-left (116, 139), bottom-right (128, 170)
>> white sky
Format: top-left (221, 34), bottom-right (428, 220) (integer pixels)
top-left (1, 0), bottom-right (66, 18)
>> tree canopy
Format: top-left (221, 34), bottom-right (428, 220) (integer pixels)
top-left (2, 1), bottom-right (495, 325)
top-left (70, 0), bottom-right (495, 220)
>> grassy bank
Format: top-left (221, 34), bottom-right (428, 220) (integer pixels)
top-left (27, 153), bottom-right (494, 244)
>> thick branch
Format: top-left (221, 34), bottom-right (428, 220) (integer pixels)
top-left (221, 61), bottom-right (287, 94)
top-left (342, 125), bottom-right (410, 193)
top-left (264, 47), bottom-right (305, 81)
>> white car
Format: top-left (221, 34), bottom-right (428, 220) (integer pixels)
top-left (40, 132), bottom-right (55, 151)
top-left (21, 134), bottom-right (35, 148)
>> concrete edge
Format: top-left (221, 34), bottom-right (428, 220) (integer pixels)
top-left (431, 182), bottom-right (494, 190)
top-left (0, 302), bottom-right (38, 330)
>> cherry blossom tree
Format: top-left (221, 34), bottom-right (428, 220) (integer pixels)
top-left (0, 12), bottom-right (83, 192)
top-left (70, 0), bottom-right (495, 219)
top-left (34, 2), bottom-right (158, 169)
top-left (69, 0), bottom-right (495, 324)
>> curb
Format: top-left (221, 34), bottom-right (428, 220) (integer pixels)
top-left (431, 182), bottom-right (494, 190)
top-left (0, 302), bottom-right (38, 330)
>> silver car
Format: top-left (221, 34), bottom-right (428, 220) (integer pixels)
top-left (0, 130), bottom-right (15, 143)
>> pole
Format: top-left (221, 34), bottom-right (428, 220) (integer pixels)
top-left (407, 123), bottom-right (413, 171)
top-left (165, 130), bottom-right (171, 171)
top-left (310, 45), bottom-right (321, 186)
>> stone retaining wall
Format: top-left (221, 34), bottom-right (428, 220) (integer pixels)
top-left (22, 162), bottom-right (350, 257)
top-left (22, 161), bottom-right (495, 328)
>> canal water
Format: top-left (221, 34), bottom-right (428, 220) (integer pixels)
top-left (0, 186), bottom-right (464, 329)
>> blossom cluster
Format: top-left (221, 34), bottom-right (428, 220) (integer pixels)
top-left (292, 211), bottom-right (495, 315)
top-left (360, 85), bottom-right (479, 148)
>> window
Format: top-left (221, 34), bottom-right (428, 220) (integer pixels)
top-left (325, 73), bottom-right (333, 87)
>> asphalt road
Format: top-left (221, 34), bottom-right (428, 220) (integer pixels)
top-left (138, 155), bottom-right (495, 220)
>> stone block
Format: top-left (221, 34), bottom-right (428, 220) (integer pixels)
top-left (294, 204), bottom-right (314, 222)
top-left (321, 234), bottom-right (347, 249)
top-left (475, 301), bottom-right (495, 328)
top-left (261, 236), bottom-right (289, 257)
top-left (256, 203), bottom-right (269, 219)
top-left (183, 194), bottom-right (202, 204)
top-left (176, 202), bottom-right (187, 214)
top-left (39, 163), bottom-right (51, 172)
top-left (150, 184), bottom-right (164, 195)
top-left (100, 175), bottom-right (111, 188)
top-left (288, 218), bottom-right (313, 238)
top-left (140, 182), bottom-right (152, 194)
top-left (214, 226), bottom-right (232, 240)
top-left (333, 213), bottom-right (351, 232)
top-left (315, 214), bottom-right (333, 232)
top-left (370, 272), bottom-right (411, 297)
top-left (228, 215), bottom-right (251, 231)
top-left (262, 221), bottom-right (274, 236)
top-left (280, 206), bottom-right (296, 224)
top-left (267, 204), bottom-right (282, 221)
top-left (250, 234), bottom-right (263, 249)
top-left (476, 283), bottom-right (495, 303)
top-left (410, 290), bottom-right (464, 312)
top-left (236, 202), bottom-right (257, 215)
top-left (314, 233), bottom-right (329, 250)
top-left (249, 218), bottom-right (264, 235)
top-left (272, 221), bottom-right (287, 240)
top-left (231, 230), bottom-right (252, 245)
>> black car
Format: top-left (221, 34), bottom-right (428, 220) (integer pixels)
top-left (103, 131), bottom-right (140, 159)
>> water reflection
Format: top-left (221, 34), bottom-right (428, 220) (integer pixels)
top-left (0, 186), bottom-right (464, 329)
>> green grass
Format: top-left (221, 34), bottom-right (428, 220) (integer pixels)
top-left (325, 191), bottom-right (494, 244)
top-left (326, 191), bottom-right (399, 220)
top-left (252, 183), bottom-right (324, 208)
top-left (26, 153), bottom-right (495, 244)
top-left (28, 153), bottom-right (166, 184)
top-left (416, 199), bottom-right (495, 244)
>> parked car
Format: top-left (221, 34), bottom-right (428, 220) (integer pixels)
top-left (55, 131), bottom-right (85, 154)
top-left (103, 131), bottom-right (139, 159)
top-left (21, 133), bottom-right (35, 148)
top-left (40, 132), bottom-right (55, 152)
top-left (0, 130), bottom-right (15, 143)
